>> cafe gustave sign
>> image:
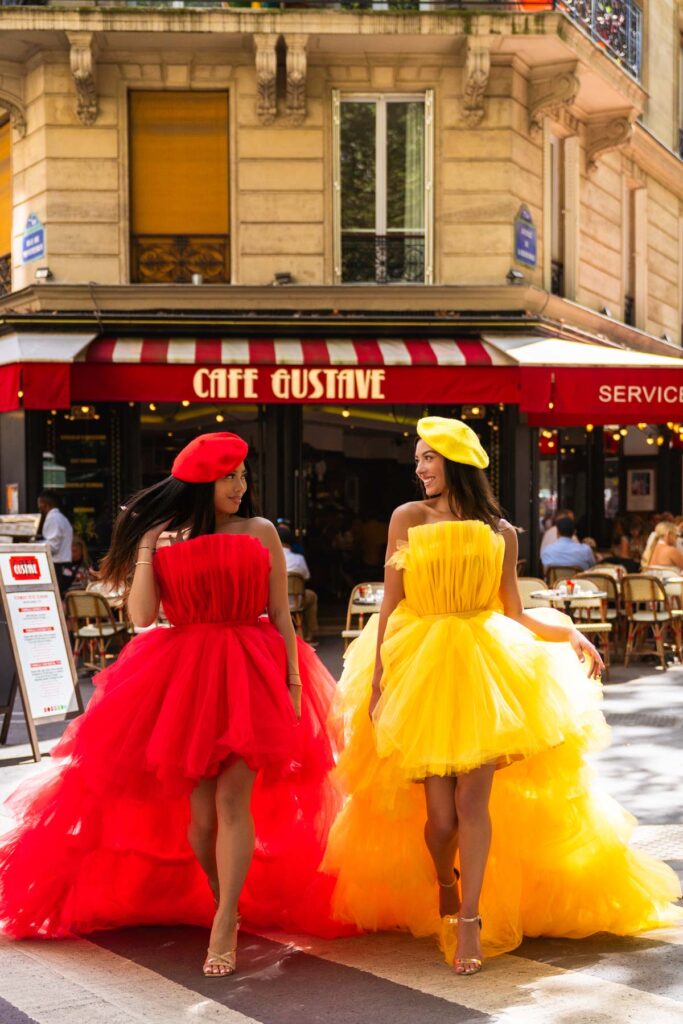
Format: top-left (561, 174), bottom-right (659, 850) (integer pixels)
top-left (193, 366), bottom-right (388, 401)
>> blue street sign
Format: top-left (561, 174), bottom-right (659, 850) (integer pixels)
top-left (22, 213), bottom-right (45, 264)
top-left (514, 204), bottom-right (537, 268)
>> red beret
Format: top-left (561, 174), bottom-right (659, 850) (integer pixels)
top-left (172, 432), bottom-right (248, 483)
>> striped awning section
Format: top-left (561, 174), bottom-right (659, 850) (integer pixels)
top-left (82, 337), bottom-right (513, 367)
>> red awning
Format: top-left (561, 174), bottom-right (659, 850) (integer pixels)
top-left (2, 331), bottom-right (683, 422)
top-left (72, 336), bottom-right (520, 406)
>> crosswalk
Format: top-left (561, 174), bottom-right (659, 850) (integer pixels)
top-left (1, 913), bottom-right (682, 1024)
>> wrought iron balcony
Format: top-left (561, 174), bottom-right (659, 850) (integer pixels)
top-left (341, 231), bottom-right (425, 284)
top-left (0, 253), bottom-right (10, 296)
top-left (131, 234), bottom-right (230, 284)
top-left (555, 0), bottom-right (641, 79)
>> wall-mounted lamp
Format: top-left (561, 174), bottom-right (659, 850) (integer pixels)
top-left (272, 272), bottom-right (294, 286)
top-left (34, 266), bottom-right (53, 281)
top-left (506, 268), bottom-right (524, 285)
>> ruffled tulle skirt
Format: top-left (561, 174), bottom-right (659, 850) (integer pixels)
top-left (0, 620), bottom-right (347, 939)
top-left (322, 609), bottom-right (682, 955)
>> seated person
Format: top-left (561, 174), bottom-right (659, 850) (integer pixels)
top-left (277, 525), bottom-right (319, 644)
top-left (641, 522), bottom-right (683, 572)
top-left (63, 535), bottom-right (95, 593)
top-left (541, 516), bottom-right (595, 573)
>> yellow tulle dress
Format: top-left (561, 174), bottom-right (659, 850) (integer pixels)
top-left (323, 520), bottom-right (682, 959)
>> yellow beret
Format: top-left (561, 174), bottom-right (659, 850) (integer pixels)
top-left (416, 416), bottom-right (489, 469)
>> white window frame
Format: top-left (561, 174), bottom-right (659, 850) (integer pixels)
top-left (332, 89), bottom-right (434, 284)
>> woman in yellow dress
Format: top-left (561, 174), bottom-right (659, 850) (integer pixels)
top-left (323, 416), bottom-right (682, 975)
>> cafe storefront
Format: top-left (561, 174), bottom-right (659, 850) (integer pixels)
top-left (1, 326), bottom-right (683, 577)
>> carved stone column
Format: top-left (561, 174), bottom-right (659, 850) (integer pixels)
top-left (528, 68), bottom-right (579, 135)
top-left (586, 116), bottom-right (634, 174)
top-left (462, 38), bottom-right (491, 128)
top-left (67, 31), bottom-right (98, 126)
top-left (254, 34), bottom-right (279, 126)
top-left (284, 34), bottom-right (307, 125)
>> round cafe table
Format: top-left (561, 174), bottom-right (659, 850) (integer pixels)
top-left (530, 588), bottom-right (608, 619)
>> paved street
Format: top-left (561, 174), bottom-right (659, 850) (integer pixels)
top-left (1, 641), bottom-right (682, 1024)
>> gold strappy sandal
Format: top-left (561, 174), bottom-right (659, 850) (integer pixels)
top-left (453, 914), bottom-right (483, 977)
top-left (203, 923), bottom-right (238, 978)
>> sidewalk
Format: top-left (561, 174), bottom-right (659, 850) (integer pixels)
top-left (0, 641), bottom-right (681, 1024)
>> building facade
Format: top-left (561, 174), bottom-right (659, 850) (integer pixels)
top-left (0, 0), bottom-right (682, 577)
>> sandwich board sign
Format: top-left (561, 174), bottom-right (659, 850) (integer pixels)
top-left (0, 543), bottom-right (82, 761)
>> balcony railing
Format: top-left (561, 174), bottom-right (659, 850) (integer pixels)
top-left (555, 0), bottom-right (641, 79)
top-left (131, 234), bottom-right (230, 284)
top-left (0, 253), bottom-right (10, 296)
top-left (341, 231), bottom-right (425, 284)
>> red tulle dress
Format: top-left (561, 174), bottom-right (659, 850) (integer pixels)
top-left (0, 533), bottom-right (346, 939)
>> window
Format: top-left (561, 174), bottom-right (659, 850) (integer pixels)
top-left (0, 117), bottom-right (11, 296)
top-left (623, 183), bottom-right (646, 329)
top-left (333, 92), bottom-right (433, 284)
top-left (129, 91), bottom-right (229, 284)
top-left (549, 133), bottom-right (564, 297)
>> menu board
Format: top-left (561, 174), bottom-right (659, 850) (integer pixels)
top-left (0, 543), bottom-right (82, 761)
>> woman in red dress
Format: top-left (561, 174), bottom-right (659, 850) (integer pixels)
top-left (0, 432), bottom-right (343, 976)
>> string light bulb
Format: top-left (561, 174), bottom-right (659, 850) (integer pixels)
top-left (342, 408), bottom-right (351, 419)
top-left (585, 423), bottom-right (594, 432)
top-left (646, 437), bottom-right (655, 445)
top-left (215, 413), bottom-right (225, 423)
top-left (181, 400), bottom-right (190, 407)
top-left (149, 402), bottom-right (157, 411)
top-left (656, 435), bottom-right (665, 446)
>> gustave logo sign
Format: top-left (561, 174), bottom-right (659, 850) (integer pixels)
top-left (193, 366), bottom-right (387, 402)
top-left (9, 556), bottom-right (41, 581)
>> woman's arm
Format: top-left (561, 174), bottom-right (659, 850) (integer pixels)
top-left (368, 506), bottom-right (413, 715)
top-left (126, 522), bottom-right (168, 628)
top-left (255, 518), bottom-right (302, 719)
top-left (498, 521), bottom-right (604, 679)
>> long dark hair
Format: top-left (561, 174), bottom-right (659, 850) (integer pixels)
top-left (417, 444), bottom-right (502, 530)
top-left (99, 464), bottom-right (255, 590)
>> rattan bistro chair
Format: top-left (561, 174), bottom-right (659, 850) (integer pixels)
top-left (575, 570), bottom-right (624, 654)
top-left (65, 590), bottom-right (129, 670)
top-left (565, 578), bottom-right (613, 678)
top-left (287, 572), bottom-right (306, 637)
top-left (622, 574), bottom-right (683, 670)
top-left (341, 583), bottom-right (383, 651)
top-left (545, 565), bottom-right (583, 587)
top-left (517, 577), bottom-right (550, 609)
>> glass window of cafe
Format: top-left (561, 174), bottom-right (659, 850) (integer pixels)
top-left (300, 403), bottom-right (502, 603)
top-left (41, 404), bottom-right (128, 560)
top-left (138, 401), bottom-right (261, 491)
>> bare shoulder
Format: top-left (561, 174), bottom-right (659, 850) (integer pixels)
top-left (391, 501), bottom-right (428, 529)
top-left (498, 519), bottom-right (519, 550)
top-left (247, 516), bottom-right (280, 544)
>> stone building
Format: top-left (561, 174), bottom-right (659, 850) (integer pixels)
top-left (0, 0), bottom-right (681, 574)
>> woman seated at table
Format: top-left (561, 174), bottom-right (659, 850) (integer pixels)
top-left (641, 522), bottom-right (683, 572)
top-left (63, 535), bottom-right (95, 593)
